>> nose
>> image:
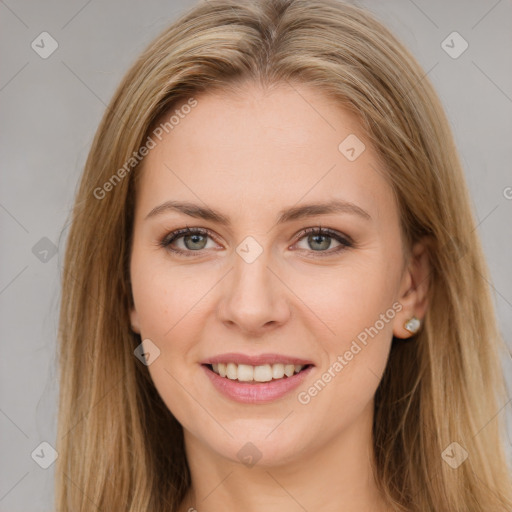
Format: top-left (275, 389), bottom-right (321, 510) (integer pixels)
top-left (217, 245), bottom-right (291, 336)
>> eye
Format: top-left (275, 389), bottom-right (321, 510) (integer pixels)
top-left (160, 225), bottom-right (353, 258)
top-left (160, 226), bottom-right (219, 257)
top-left (293, 227), bottom-right (353, 257)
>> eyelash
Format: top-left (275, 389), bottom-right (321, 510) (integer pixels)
top-left (159, 225), bottom-right (353, 258)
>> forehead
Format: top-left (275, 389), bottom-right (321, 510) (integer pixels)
top-left (148, 82), bottom-right (365, 168)
top-left (136, 82), bottom-right (394, 224)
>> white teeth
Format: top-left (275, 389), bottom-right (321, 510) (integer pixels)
top-left (253, 364), bottom-right (272, 382)
top-left (210, 362), bottom-right (306, 382)
top-left (226, 363), bottom-right (237, 380)
top-left (284, 364), bottom-right (295, 377)
top-left (237, 364), bottom-right (254, 382)
top-left (272, 364), bottom-right (285, 379)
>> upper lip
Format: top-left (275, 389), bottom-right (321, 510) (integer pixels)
top-left (201, 352), bottom-right (315, 366)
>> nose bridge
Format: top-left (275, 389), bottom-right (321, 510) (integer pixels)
top-left (218, 236), bottom-right (290, 331)
top-left (234, 242), bottom-right (273, 293)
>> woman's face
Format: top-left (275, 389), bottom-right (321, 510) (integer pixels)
top-left (130, 82), bottom-right (420, 466)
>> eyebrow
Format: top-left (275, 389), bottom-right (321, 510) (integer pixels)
top-left (145, 199), bottom-right (371, 225)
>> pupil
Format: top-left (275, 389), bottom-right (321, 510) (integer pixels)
top-left (186, 234), bottom-right (206, 250)
top-left (310, 234), bottom-right (330, 251)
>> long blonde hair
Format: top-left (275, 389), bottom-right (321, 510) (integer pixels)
top-left (55, 0), bottom-right (512, 510)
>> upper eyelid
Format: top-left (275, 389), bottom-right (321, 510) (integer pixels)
top-left (163, 226), bottom-right (216, 243)
top-left (298, 226), bottom-right (352, 243)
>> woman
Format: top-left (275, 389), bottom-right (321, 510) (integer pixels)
top-left (56, 0), bottom-right (512, 510)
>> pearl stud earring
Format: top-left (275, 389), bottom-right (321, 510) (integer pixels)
top-left (404, 316), bottom-right (421, 334)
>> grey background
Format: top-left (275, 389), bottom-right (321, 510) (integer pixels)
top-left (0, 0), bottom-right (511, 510)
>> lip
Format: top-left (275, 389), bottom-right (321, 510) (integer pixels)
top-left (202, 363), bottom-right (314, 404)
top-left (201, 352), bottom-right (315, 366)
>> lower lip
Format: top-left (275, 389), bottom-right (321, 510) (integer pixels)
top-left (202, 364), bottom-right (314, 404)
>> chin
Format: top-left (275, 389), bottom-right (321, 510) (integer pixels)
top-left (204, 426), bottom-right (311, 469)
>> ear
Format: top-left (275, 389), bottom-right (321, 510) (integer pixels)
top-left (130, 306), bottom-right (141, 334)
top-left (393, 238), bottom-right (431, 339)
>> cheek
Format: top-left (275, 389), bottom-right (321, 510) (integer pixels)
top-left (291, 255), bottom-right (399, 420)
top-left (130, 251), bottom-right (214, 342)
top-left (289, 253), bottom-right (400, 347)
top-left (130, 253), bottom-right (214, 432)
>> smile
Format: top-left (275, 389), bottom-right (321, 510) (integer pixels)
top-left (209, 362), bottom-right (307, 382)
top-left (202, 362), bottom-right (314, 404)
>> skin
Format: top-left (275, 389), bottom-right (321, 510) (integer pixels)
top-left (129, 81), bottom-right (430, 512)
